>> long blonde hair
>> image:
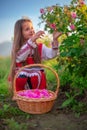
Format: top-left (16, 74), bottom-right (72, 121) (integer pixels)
top-left (10, 18), bottom-right (41, 89)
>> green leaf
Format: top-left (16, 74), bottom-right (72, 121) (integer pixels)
top-left (62, 97), bottom-right (74, 108)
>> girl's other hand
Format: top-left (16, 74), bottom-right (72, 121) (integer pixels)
top-left (53, 31), bottom-right (62, 41)
top-left (31, 31), bottom-right (45, 42)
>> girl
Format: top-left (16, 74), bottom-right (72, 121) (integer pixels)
top-left (9, 17), bottom-right (62, 91)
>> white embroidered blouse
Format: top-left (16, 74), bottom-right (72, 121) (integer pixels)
top-left (16, 39), bottom-right (59, 63)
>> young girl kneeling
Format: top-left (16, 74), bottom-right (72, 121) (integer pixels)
top-left (9, 17), bottom-right (62, 91)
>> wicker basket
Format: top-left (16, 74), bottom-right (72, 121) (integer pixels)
top-left (13, 64), bottom-right (60, 114)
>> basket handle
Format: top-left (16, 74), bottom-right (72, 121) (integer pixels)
top-left (13, 64), bottom-right (60, 96)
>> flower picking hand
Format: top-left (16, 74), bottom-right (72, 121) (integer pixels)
top-left (53, 31), bottom-right (62, 41)
top-left (52, 31), bottom-right (62, 49)
top-left (31, 31), bottom-right (45, 43)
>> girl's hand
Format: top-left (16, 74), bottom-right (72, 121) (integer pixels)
top-left (53, 31), bottom-right (62, 41)
top-left (52, 31), bottom-right (62, 49)
top-left (31, 31), bottom-right (45, 42)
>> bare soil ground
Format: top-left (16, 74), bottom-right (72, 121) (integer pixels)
top-left (25, 92), bottom-right (87, 130)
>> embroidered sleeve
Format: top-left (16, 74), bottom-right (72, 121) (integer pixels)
top-left (41, 44), bottom-right (59, 60)
top-left (16, 39), bottom-right (36, 63)
top-left (27, 39), bottom-right (37, 48)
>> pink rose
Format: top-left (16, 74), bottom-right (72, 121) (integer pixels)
top-left (71, 12), bottom-right (77, 19)
top-left (50, 23), bottom-right (56, 30)
top-left (40, 8), bottom-right (45, 14)
top-left (70, 24), bottom-right (76, 30)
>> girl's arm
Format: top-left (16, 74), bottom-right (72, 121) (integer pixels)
top-left (16, 39), bottom-right (36, 62)
top-left (41, 44), bottom-right (59, 60)
top-left (16, 31), bottom-right (45, 63)
top-left (42, 32), bottom-right (62, 60)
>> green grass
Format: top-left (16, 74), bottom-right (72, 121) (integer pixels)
top-left (0, 57), bottom-right (31, 129)
top-left (0, 57), bottom-right (11, 95)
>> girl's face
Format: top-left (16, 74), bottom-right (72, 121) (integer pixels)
top-left (22, 21), bottom-right (35, 41)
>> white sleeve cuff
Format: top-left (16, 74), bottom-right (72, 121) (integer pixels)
top-left (28, 39), bottom-right (37, 48)
top-left (52, 41), bottom-right (58, 49)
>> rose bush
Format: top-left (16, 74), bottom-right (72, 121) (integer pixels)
top-left (40, 0), bottom-right (87, 33)
top-left (39, 0), bottom-right (87, 113)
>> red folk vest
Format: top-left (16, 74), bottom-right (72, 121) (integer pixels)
top-left (15, 43), bottom-right (47, 90)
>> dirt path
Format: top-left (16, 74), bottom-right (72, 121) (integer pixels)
top-left (26, 98), bottom-right (87, 130)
